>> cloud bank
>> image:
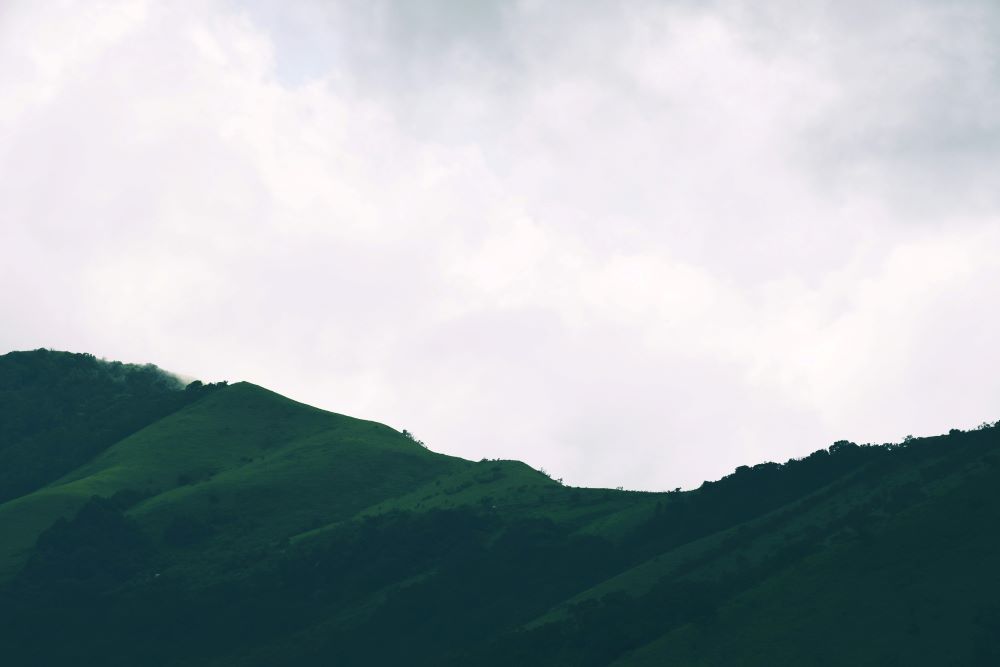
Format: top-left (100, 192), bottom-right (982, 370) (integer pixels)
top-left (2, 0), bottom-right (999, 489)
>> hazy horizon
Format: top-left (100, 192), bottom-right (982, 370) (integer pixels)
top-left (3, 0), bottom-right (999, 490)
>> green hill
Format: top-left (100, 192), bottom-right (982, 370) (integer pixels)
top-left (0, 349), bottom-right (997, 666)
top-left (0, 349), bottom-right (218, 505)
top-left (611, 441), bottom-right (1000, 666)
top-left (0, 369), bottom-right (469, 581)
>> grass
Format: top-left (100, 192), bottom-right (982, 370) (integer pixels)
top-left (292, 458), bottom-right (662, 547)
top-left (611, 450), bottom-right (1000, 666)
top-left (3, 364), bottom-right (997, 666)
top-left (0, 378), bottom-right (653, 582)
top-left (0, 382), bottom-right (466, 581)
top-left (525, 438), bottom-right (996, 630)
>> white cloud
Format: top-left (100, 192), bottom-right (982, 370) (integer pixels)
top-left (1, 0), bottom-right (998, 489)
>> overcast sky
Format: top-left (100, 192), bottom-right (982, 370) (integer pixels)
top-left (2, 0), bottom-right (999, 490)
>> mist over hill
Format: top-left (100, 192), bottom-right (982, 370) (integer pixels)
top-left (0, 349), bottom-right (997, 666)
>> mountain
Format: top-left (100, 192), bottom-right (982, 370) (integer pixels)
top-left (0, 349), bottom-right (997, 666)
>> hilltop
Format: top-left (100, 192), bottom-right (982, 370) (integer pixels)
top-left (0, 349), bottom-right (997, 666)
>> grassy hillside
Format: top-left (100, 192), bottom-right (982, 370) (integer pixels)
top-left (470, 429), bottom-right (1000, 667)
top-left (0, 349), bottom-right (218, 504)
top-left (613, 443), bottom-right (1000, 666)
top-left (0, 377), bottom-right (467, 581)
top-left (0, 349), bottom-right (997, 666)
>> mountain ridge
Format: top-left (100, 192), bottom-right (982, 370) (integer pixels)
top-left (0, 349), bottom-right (997, 666)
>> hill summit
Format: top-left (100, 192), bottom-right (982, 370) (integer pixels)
top-left (1, 349), bottom-right (998, 666)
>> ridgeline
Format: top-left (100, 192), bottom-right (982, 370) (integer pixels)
top-left (1, 350), bottom-right (997, 666)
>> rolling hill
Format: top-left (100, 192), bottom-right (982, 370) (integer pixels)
top-left (0, 349), bottom-right (997, 666)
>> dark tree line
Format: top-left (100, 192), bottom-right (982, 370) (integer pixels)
top-left (0, 349), bottom-right (223, 503)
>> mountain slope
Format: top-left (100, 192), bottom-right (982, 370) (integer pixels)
top-left (613, 444), bottom-right (1000, 666)
top-left (0, 349), bottom-right (218, 504)
top-left (0, 349), bottom-right (997, 666)
top-left (0, 375), bottom-right (468, 580)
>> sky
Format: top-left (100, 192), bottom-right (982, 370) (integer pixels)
top-left (2, 0), bottom-right (999, 490)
